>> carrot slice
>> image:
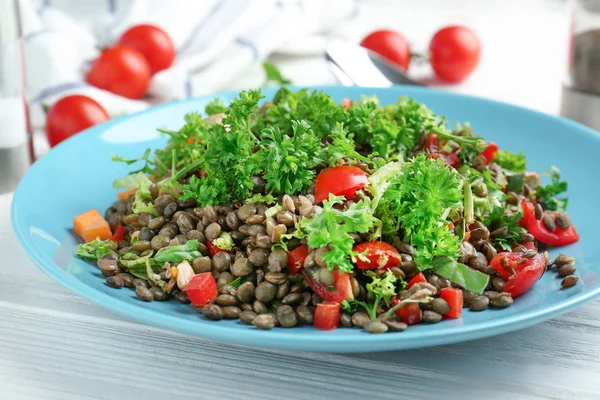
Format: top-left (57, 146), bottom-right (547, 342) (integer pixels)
top-left (117, 188), bottom-right (136, 200)
top-left (73, 209), bottom-right (112, 242)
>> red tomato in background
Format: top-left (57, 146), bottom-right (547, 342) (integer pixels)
top-left (353, 241), bottom-right (401, 270)
top-left (118, 24), bottom-right (176, 75)
top-left (45, 95), bottom-right (109, 147)
top-left (314, 166), bottom-right (369, 204)
top-left (86, 45), bottom-right (151, 99)
top-left (360, 30), bottom-right (411, 71)
top-left (490, 252), bottom-right (546, 298)
top-left (429, 25), bottom-right (481, 83)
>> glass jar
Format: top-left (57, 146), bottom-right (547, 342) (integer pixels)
top-left (0, 0), bottom-right (32, 194)
top-left (561, 0), bottom-right (600, 130)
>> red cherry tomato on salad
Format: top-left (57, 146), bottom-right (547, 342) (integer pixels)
top-left (521, 199), bottom-right (579, 246)
top-left (314, 166), bottom-right (369, 204)
top-left (429, 25), bottom-right (481, 83)
top-left (439, 287), bottom-right (463, 319)
top-left (490, 252), bottom-right (546, 298)
top-left (314, 302), bottom-right (341, 331)
top-left (303, 266), bottom-right (354, 303)
top-left (481, 142), bottom-right (498, 165)
top-left (183, 272), bottom-right (218, 306)
top-left (392, 298), bottom-right (422, 325)
top-left (207, 240), bottom-right (229, 257)
top-left (111, 225), bottom-right (125, 242)
top-left (353, 241), bottom-right (401, 270)
top-left (406, 272), bottom-right (427, 290)
top-left (360, 30), bottom-right (411, 71)
top-left (287, 244), bottom-right (309, 275)
top-left (86, 45), bottom-right (151, 99)
top-left (118, 24), bottom-right (176, 75)
top-left (45, 95), bottom-right (109, 147)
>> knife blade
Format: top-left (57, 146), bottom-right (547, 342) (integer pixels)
top-left (325, 39), bottom-right (421, 87)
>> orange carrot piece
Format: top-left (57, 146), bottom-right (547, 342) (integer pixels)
top-left (117, 188), bottom-right (136, 200)
top-left (73, 209), bottom-right (112, 243)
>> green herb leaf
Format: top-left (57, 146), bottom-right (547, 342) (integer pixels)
top-left (483, 206), bottom-right (527, 251)
top-left (506, 173), bottom-right (525, 194)
top-left (285, 195), bottom-right (379, 274)
top-left (212, 232), bottom-right (234, 251)
top-left (205, 98), bottom-right (227, 116)
top-left (146, 260), bottom-right (166, 291)
top-left (154, 240), bottom-right (202, 265)
top-left (75, 239), bottom-right (116, 261)
top-left (229, 277), bottom-right (243, 287)
top-left (120, 251), bottom-right (154, 279)
top-left (431, 256), bottom-right (489, 294)
top-left (262, 62), bottom-right (292, 85)
top-left (131, 174), bottom-right (158, 216)
top-left (536, 166), bottom-right (568, 211)
top-left (494, 150), bottom-right (527, 172)
top-left (245, 193), bottom-right (276, 205)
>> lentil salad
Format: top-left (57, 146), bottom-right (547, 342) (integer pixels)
top-left (74, 88), bottom-right (580, 333)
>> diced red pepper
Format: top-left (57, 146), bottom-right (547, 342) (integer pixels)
top-left (521, 199), bottom-right (579, 247)
top-left (406, 272), bottom-right (427, 290)
top-left (439, 287), bottom-right (463, 319)
top-left (111, 225), bottom-right (125, 242)
top-left (183, 272), bottom-right (218, 306)
top-left (392, 297), bottom-right (422, 325)
top-left (424, 133), bottom-right (460, 168)
top-left (353, 241), bottom-right (402, 270)
top-left (207, 240), bottom-right (229, 257)
top-left (287, 244), bottom-right (309, 275)
top-left (314, 302), bottom-right (340, 331)
top-left (481, 142), bottom-right (498, 165)
top-left (490, 252), bottom-right (546, 297)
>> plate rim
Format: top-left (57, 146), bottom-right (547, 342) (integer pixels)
top-left (12, 84), bottom-right (600, 353)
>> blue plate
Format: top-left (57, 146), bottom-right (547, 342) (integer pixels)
top-left (12, 86), bottom-right (600, 353)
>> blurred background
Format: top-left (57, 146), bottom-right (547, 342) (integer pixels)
top-left (1, 0), bottom-right (594, 191)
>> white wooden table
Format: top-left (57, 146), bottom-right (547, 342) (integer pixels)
top-left (5, 1), bottom-right (600, 399)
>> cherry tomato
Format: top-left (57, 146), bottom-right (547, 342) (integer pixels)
top-left (490, 252), bottom-right (546, 297)
top-left (429, 25), bottom-right (481, 83)
top-left (439, 287), bottom-right (463, 319)
top-left (391, 297), bottom-right (422, 325)
top-left (207, 240), bottom-right (229, 257)
top-left (45, 95), bottom-right (110, 147)
top-left (353, 241), bottom-right (401, 270)
top-left (360, 30), bottom-right (411, 71)
top-left (481, 142), bottom-right (498, 165)
top-left (314, 166), bottom-right (369, 204)
top-left (406, 272), bottom-right (427, 290)
top-left (118, 24), bottom-right (176, 75)
top-left (521, 199), bottom-right (579, 246)
top-left (183, 272), bottom-right (218, 306)
top-left (287, 244), bottom-right (309, 275)
top-left (303, 265), bottom-right (354, 303)
top-left (314, 302), bottom-right (340, 331)
top-left (86, 45), bottom-right (151, 99)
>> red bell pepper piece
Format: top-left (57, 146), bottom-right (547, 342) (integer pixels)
top-left (490, 252), bottom-right (546, 297)
top-left (314, 302), bottom-right (340, 331)
top-left (521, 199), bottom-right (579, 246)
top-left (424, 133), bottom-right (460, 168)
top-left (111, 225), bottom-right (125, 242)
top-left (439, 287), bottom-right (463, 319)
top-left (392, 297), bottom-right (422, 325)
top-left (481, 142), bottom-right (498, 165)
top-left (406, 272), bottom-right (427, 290)
top-left (287, 244), bottom-right (309, 275)
top-left (183, 272), bottom-right (218, 306)
top-left (207, 240), bottom-right (229, 257)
